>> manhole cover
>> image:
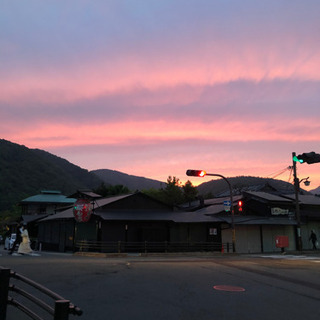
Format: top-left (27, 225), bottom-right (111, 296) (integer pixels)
top-left (213, 285), bottom-right (245, 292)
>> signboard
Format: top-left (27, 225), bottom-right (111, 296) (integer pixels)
top-left (223, 200), bottom-right (231, 212)
top-left (209, 228), bottom-right (217, 235)
top-left (271, 207), bottom-right (289, 215)
top-left (73, 199), bottom-right (93, 222)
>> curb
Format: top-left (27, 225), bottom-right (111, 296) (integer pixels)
top-left (73, 251), bottom-right (232, 258)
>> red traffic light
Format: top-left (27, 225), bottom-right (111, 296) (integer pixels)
top-left (238, 200), bottom-right (243, 212)
top-left (186, 169), bottom-right (207, 177)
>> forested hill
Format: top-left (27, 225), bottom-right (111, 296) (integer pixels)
top-left (0, 139), bottom-right (102, 212)
top-left (92, 169), bottom-right (164, 191)
top-left (0, 139), bottom-right (317, 217)
top-left (197, 175), bottom-right (297, 197)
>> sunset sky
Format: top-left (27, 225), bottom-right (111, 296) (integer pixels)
top-left (1, 1), bottom-right (320, 190)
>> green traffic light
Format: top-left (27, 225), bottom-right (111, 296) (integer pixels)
top-left (293, 155), bottom-right (304, 163)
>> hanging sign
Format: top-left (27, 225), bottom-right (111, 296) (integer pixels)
top-left (73, 199), bottom-right (92, 222)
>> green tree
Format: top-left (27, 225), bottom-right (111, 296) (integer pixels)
top-left (182, 180), bottom-right (198, 206)
top-left (143, 176), bottom-right (198, 207)
top-left (142, 176), bottom-right (183, 206)
top-left (93, 183), bottom-right (129, 197)
top-left (109, 185), bottom-right (130, 195)
top-left (142, 188), bottom-right (168, 204)
top-left (163, 176), bottom-right (184, 206)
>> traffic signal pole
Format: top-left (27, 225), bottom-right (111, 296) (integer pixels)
top-left (186, 170), bottom-right (235, 252)
top-left (292, 152), bottom-right (302, 251)
top-left (206, 173), bottom-right (236, 253)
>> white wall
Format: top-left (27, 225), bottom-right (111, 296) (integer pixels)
top-left (222, 224), bottom-right (296, 253)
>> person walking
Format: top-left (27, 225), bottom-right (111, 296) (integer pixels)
top-left (309, 230), bottom-right (318, 250)
top-left (18, 224), bottom-right (33, 254)
top-left (8, 223), bottom-right (22, 254)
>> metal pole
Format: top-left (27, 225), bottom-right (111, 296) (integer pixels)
top-left (292, 152), bottom-right (302, 251)
top-left (207, 173), bottom-right (236, 252)
top-left (54, 300), bottom-right (70, 320)
top-left (0, 268), bottom-right (10, 320)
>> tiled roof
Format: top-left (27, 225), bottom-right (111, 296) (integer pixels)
top-left (244, 191), bottom-right (293, 202)
top-left (39, 208), bottom-right (222, 223)
top-left (68, 190), bottom-right (102, 199)
top-left (40, 208), bottom-right (74, 221)
top-left (21, 191), bottom-right (76, 204)
top-left (95, 194), bottom-right (133, 207)
top-left (282, 194), bottom-right (320, 205)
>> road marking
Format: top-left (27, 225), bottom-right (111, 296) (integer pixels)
top-left (213, 285), bottom-right (245, 292)
top-left (10, 252), bottom-right (41, 257)
top-left (260, 255), bottom-right (320, 262)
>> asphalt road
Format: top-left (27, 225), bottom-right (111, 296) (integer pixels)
top-left (1, 250), bottom-right (320, 320)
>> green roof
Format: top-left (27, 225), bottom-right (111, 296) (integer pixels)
top-left (21, 190), bottom-right (76, 204)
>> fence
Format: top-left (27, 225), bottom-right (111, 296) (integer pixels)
top-left (0, 267), bottom-right (82, 320)
top-left (75, 241), bottom-right (233, 254)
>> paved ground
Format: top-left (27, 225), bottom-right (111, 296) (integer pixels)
top-left (1, 248), bottom-right (320, 320)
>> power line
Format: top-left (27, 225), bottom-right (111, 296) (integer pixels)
top-left (266, 166), bottom-right (291, 179)
top-left (287, 166), bottom-right (294, 184)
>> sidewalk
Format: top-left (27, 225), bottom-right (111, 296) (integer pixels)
top-left (1, 244), bottom-right (319, 259)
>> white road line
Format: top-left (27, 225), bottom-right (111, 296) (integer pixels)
top-left (260, 254), bottom-right (320, 262)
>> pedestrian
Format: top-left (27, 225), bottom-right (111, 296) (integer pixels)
top-left (8, 223), bottom-right (22, 254)
top-left (18, 224), bottom-right (33, 255)
top-left (4, 225), bottom-right (11, 250)
top-left (309, 230), bottom-right (318, 250)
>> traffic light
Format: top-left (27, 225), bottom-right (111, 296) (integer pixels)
top-left (237, 200), bottom-right (243, 212)
top-left (293, 152), bottom-right (320, 164)
top-left (186, 169), bottom-right (207, 177)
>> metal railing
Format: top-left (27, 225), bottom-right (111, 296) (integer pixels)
top-left (75, 241), bottom-right (233, 254)
top-left (0, 267), bottom-right (82, 320)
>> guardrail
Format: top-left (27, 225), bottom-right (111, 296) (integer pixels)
top-left (0, 267), bottom-right (82, 320)
top-left (75, 241), bottom-right (233, 254)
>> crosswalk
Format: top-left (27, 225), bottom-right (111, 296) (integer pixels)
top-left (260, 254), bottom-right (320, 262)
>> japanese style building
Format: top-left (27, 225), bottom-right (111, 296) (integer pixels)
top-left (20, 188), bottom-right (320, 254)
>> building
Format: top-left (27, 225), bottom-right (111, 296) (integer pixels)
top-left (19, 190), bottom-right (76, 238)
top-left (201, 191), bottom-right (320, 253)
top-left (37, 192), bottom-right (222, 252)
top-left (33, 189), bottom-right (320, 254)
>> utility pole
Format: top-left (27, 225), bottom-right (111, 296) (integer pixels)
top-left (292, 150), bottom-right (320, 251)
top-left (292, 152), bottom-right (302, 251)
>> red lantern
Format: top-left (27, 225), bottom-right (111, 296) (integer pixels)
top-left (73, 199), bottom-right (92, 222)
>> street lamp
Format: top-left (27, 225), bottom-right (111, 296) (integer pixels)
top-left (186, 169), bottom-right (236, 252)
top-left (300, 177), bottom-right (310, 187)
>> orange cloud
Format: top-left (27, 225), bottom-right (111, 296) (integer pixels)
top-left (6, 116), bottom-right (319, 151)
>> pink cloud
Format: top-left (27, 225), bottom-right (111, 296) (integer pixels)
top-left (1, 1), bottom-right (320, 190)
top-left (5, 116), bottom-right (319, 151)
top-left (1, 32), bottom-right (319, 105)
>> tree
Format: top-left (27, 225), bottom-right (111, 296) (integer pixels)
top-left (143, 176), bottom-right (198, 207)
top-left (163, 176), bottom-right (184, 206)
top-left (142, 176), bottom-right (183, 206)
top-left (93, 183), bottom-right (129, 197)
top-left (182, 180), bottom-right (198, 206)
